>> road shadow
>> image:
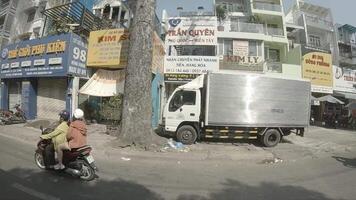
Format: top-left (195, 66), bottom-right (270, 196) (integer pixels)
top-left (333, 156), bottom-right (356, 168)
top-left (0, 168), bottom-right (163, 200)
top-left (177, 179), bottom-right (344, 200)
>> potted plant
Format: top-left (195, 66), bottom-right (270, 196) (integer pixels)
top-left (216, 5), bottom-right (227, 31)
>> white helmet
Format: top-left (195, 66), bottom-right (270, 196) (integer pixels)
top-left (74, 108), bottom-right (84, 119)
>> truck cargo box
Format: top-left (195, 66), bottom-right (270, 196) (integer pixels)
top-left (205, 73), bottom-right (311, 127)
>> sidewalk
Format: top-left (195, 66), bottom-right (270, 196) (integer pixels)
top-left (0, 123), bottom-right (275, 163)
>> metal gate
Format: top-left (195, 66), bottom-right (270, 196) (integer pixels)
top-left (37, 78), bottom-right (67, 119)
top-left (8, 81), bottom-right (22, 110)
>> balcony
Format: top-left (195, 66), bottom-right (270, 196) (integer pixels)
top-left (0, 1), bottom-right (10, 16)
top-left (253, 1), bottom-right (282, 12)
top-left (230, 22), bottom-right (264, 34)
top-left (305, 14), bottom-right (334, 31)
top-left (217, 3), bottom-right (246, 13)
top-left (228, 22), bottom-right (284, 36)
top-left (304, 43), bottom-right (331, 53)
top-left (266, 27), bottom-right (284, 36)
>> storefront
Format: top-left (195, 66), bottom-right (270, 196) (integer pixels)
top-left (83, 29), bottom-right (165, 128)
top-left (301, 46), bottom-right (333, 122)
top-left (0, 33), bottom-right (88, 120)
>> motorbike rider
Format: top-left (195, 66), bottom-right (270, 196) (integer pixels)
top-left (56, 109), bottom-right (87, 170)
top-left (40, 110), bottom-right (70, 170)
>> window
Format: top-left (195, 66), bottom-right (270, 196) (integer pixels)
top-left (169, 91), bottom-right (196, 112)
top-left (27, 10), bottom-right (36, 22)
top-left (249, 41), bottom-right (257, 56)
top-left (268, 49), bottom-right (280, 62)
top-left (309, 35), bottom-right (321, 47)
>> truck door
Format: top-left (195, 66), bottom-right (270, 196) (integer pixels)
top-left (165, 90), bottom-right (200, 132)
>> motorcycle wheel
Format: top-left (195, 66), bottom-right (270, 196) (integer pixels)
top-left (34, 152), bottom-right (46, 169)
top-left (79, 161), bottom-right (95, 181)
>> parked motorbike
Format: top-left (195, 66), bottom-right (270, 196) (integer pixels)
top-left (0, 104), bottom-right (26, 125)
top-left (34, 126), bottom-right (98, 181)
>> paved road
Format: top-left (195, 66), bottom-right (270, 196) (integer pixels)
top-left (0, 131), bottom-right (356, 200)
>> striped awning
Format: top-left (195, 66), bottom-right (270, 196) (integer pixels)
top-left (79, 69), bottom-right (125, 97)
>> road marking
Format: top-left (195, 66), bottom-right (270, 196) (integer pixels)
top-left (11, 183), bottom-right (60, 200)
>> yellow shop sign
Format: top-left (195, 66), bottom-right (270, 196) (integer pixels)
top-left (87, 29), bottom-right (130, 68)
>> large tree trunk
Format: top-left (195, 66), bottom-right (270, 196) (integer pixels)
top-left (118, 0), bottom-right (158, 148)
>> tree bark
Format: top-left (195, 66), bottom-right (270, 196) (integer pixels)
top-left (118, 0), bottom-right (158, 148)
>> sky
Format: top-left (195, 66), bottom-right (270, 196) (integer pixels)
top-left (156, 0), bottom-right (356, 26)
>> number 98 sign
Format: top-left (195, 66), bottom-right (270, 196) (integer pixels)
top-left (73, 47), bottom-right (87, 62)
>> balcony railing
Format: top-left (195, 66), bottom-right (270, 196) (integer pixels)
top-left (305, 14), bottom-right (333, 29)
top-left (229, 22), bottom-right (284, 36)
top-left (266, 27), bottom-right (284, 36)
top-left (305, 43), bottom-right (331, 53)
top-left (253, 1), bottom-right (282, 12)
top-left (340, 52), bottom-right (352, 59)
top-left (0, 1), bottom-right (10, 14)
top-left (217, 3), bottom-right (246, 13)
top-left (230, 22), bottom-right (264, 34)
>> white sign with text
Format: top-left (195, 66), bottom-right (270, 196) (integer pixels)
top-left (164, 56), bottom-right (219, 74)
top-left (166, 16), bottom-right (217, 46)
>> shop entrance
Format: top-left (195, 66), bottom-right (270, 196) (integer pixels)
top-left (8, 80), bottom-right (22, 110)
top-left (37, 78), bottom-right (67, 119)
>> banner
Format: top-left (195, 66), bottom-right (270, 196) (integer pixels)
top-left (0, 33), bottom-right (87, 78)
top-left (164, 56), bottom-right (219, 74)
top-left (166, 16), bottom-right (217, 46)
top-left (302, 48), bottom-right (333, 94)
top-left (334, 66), bottom-right (356, 93)
top-left (87, 29), bottom-right (129, 68)
top-left (220, 55), bottom-right (263, 71)
top-left (233, 40), bottom-right (249, 56)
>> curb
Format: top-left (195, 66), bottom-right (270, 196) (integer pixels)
top-left (0, 124), bottom-right (274, 163)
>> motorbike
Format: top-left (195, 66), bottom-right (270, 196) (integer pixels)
top-left (34, 126), bottom-right (98, 181)
top-left (0, 104), bottom-right (26, 125)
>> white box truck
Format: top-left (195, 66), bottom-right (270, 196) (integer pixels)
top-left (161, 72), bottom-right (311, 147)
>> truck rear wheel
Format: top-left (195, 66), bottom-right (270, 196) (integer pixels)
top-left (261, 129), bottom-right (281, 147)
top-left (176, 125), bottom-right (197, 145)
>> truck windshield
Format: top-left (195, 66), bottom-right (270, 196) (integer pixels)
top-left (169, 91), bottom-right (196, 112)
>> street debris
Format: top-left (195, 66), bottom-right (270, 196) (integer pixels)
top-left (160, 139), bottom-right (190, 153)
top-left (121, 157), bottom-right (131, 161)
top-left (260, 157), bottom-right (284, 164)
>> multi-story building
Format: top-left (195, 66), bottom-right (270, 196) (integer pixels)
top-left (336, 24), bottom-right (356, 69)
top-left (216, 0), bottom-right (298, 78)
top-left (333, 24), bottom-right (356, 102)
top-left (286, 0), bottom-right (336, 94)
top-left (93, 0), bottom-right (131, 28)
top-left (0, 0), bottom-right (17, 50)
top-left (9, 0), bottom-right (47, 43)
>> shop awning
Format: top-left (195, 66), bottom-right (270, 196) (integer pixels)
top-left (317, 95), bottom-right (345, 104)
top-left (335, 91), bottom-right (356, 100)
top-left (79, 69), bottom-right (125, 97)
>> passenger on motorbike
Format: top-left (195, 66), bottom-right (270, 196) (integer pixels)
top-left (40, 110), bottom-right (70, 170)
top-left (56, 109), bottom-right (87, 170)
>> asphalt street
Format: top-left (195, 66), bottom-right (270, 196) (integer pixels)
top-left (0, 129), bottom-right (356, 200)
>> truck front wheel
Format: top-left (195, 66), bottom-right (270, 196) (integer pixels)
top-left (261, 129), bottom-right (281, 147)
top-left (176, 125), bottom-right (197, 145)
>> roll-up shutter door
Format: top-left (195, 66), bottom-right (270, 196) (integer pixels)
top-left (8, 81), bottom-right (22, 110)
top-left (37, 78), bottom-right (66, 119)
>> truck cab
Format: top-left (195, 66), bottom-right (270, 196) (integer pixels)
top-left (163, 88), bottom-right (201, 144)
top-left (162, 76), bottom-right (205, 144)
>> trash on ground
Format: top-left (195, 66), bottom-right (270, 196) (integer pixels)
top-left (161, 139), bottom-right (190, 152)
top-left (121, 157), bottom-right (131, 161)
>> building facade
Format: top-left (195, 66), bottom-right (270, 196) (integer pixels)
top-left (216, 0), bottom-right (301, 79)
top-left (286, 0), bottom-right (336, 94)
